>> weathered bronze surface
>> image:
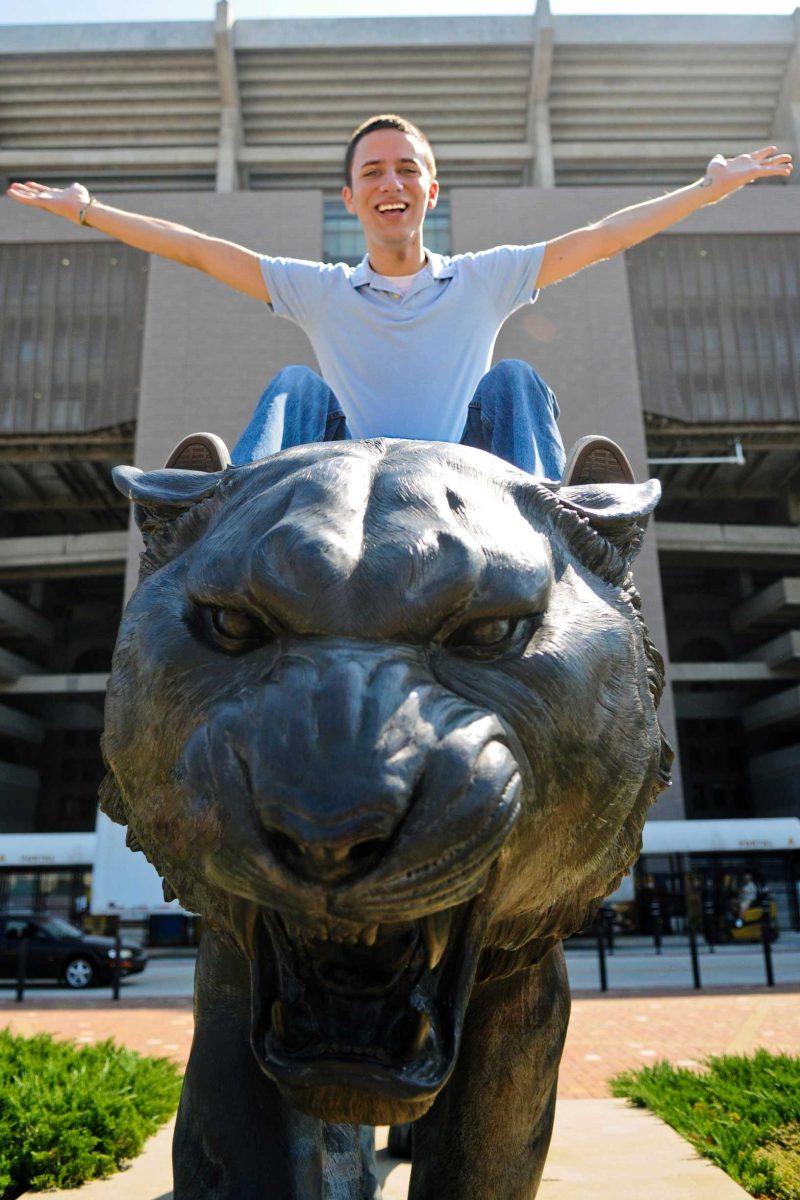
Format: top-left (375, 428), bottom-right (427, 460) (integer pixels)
top-left (105, 439), bottom-right (671, 1198)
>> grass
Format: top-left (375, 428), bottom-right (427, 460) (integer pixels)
top-left (0, 1028), bottom-right (182, 1197)
top-left (611, 1050), bottom-right (800, 1200)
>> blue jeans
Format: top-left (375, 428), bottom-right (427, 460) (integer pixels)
top-left (232, 359), bottom-right (565, 479)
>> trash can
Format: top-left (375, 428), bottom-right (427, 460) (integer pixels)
top-left (148, 913), bottom-right (188, 947)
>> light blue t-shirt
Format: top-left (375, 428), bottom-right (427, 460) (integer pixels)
top-left (258, 244), bottom-right (545, 442)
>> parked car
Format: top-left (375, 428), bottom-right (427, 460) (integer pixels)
top-left (0, 912), bottom-right (148, 989)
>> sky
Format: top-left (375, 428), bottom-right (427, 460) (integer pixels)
top-left (1, 0), bottom-right (798, 22)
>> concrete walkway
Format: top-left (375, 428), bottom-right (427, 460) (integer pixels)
top-left (31, 1100), bottom-right (749, 1199)
top-left (538, 1099), bottom-right (749, 1200)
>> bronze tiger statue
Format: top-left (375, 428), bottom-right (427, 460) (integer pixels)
top-left (103, 439), bottom-right (671, 1198)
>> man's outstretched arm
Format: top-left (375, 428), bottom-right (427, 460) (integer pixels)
top-left (5, 181), bottom-right (269, 302)
top-left (537, 146), bottom-right (793, 289)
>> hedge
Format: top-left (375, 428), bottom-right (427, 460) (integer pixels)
top-left (0, 1029), bottom-right (182, 1196)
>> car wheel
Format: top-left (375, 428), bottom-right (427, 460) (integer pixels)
top-left (64, 956), bottom-right (95, 989)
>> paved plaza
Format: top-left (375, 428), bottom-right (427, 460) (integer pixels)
top-left (2, 956), bottom-right (798, 1100)
top-left (6, 951), bottom-right (797, 1199)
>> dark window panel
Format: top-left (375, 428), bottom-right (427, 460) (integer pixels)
top-left (627, 233), bottom-right (800, 424)
top-left (0, 242), bottom-right (148, 435)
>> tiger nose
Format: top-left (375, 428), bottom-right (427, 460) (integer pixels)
top-left (260, 824), bottom-right (393, 885)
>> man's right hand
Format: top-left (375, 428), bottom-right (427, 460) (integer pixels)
top-left (5, 180), bottom-right (269, 302)
top-left (6, 179), bottom-right (90, 224)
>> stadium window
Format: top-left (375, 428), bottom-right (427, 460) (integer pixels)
top-left (626, 233), bottom-right (800, 425)
top-left (323, 198), bottom-right (452, 266)
top-left (0, 241), bottom-right (148, 435)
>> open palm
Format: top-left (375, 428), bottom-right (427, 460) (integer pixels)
top-left (705, 146), bottom-right (792, 193)
top-left (5, 180), bottom-right (89, 222)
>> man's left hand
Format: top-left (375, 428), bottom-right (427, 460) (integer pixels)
top-left (703, 146), bottom-right (793, 196)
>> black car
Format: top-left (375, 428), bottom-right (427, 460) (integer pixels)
top-left (0, 912), bottom-right (148, 989)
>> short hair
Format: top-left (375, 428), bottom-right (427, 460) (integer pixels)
top-left (344, 114), bottom-right (437, 189)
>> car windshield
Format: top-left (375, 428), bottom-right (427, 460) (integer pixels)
top-left (39, 916), bottom-right (83, 938)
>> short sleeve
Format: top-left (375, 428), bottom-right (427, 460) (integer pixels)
top-left (454, 243), bottom-right (546, 319)
top-left (258, 256), bottom-right (336, 326)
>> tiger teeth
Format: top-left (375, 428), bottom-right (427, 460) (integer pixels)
top-left (329, 927), bottom-right (360, 945)
top-left (422, 909), bottom-right (453, 970)
top-left (276, 914), bottom-right (450, 964)
top-left (409, 1010), bottom-right (432, 1057)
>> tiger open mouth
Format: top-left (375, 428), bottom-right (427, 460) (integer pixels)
top-left (247, 896), bottom-right (489, 1121)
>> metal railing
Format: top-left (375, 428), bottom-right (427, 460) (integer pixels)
top-left (587, 911), bottom-right (778, 993)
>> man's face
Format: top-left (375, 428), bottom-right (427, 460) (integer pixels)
top-left (342, 128), bottom-right (439, 253)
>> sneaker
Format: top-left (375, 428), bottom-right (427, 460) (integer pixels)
top-left (562, 436), bottom-right (635, 487)
top-left (163, 432), bottom-right (231, 472)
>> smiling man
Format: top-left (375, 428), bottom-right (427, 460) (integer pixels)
top-left (7, 113), bottom-right (792, 484)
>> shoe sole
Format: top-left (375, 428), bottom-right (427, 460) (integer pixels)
top-left (164, 433), bottom-right (231, 472)
top-left (563, 437), bottom-right (634, 486)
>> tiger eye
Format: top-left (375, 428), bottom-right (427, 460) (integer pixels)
top-left (212, 608), bottom-right (259, 641)
top-left (463, 618), bottom-right (513, 646)
top-left (446, 617), bottom-right (516, 650)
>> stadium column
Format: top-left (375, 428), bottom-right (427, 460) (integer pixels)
top-left (773, 7), bottom-right (800, 184)
top-left (215, 0), bottom-right (243, 193)
top-left (526, 0), bottom-right (555, 189)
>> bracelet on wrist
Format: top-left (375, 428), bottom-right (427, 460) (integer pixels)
top-left (77, 195), bottom-right (95, 226)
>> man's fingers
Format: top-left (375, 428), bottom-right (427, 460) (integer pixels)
top-left (6, 189), bottom-right (40, 206)
top-left (6, 181), bottom-right (58, 206)
top-left (751, 145), bottom-right (778, 158)
top-left (9, 181), bottom-right (51, 197)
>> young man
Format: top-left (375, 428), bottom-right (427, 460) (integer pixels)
top-left (7, 115), bottom-right (791, 483)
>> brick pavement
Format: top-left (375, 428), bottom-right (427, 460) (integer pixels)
top-left (560, 986), bottom-right (800, 1097)
top-left (0, 997), bottom-right (194, 1067)
top-left (2, 987), bottom-right (797, 1098)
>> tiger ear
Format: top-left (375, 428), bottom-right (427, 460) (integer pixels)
top-left (112, 465), bottom-right (226, 534)
top-left (550, 478), bottom-right (661, 524)
top-left (543, 478), bottom-right (662, 563)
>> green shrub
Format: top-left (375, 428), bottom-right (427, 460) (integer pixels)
top-left (611, 1050), bottom-right (800, 1200)
top-left (0, 1028), bottom-right (182, 1196)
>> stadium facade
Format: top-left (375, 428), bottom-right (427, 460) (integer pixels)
top-left (1, 4), bottom-right (798, 934)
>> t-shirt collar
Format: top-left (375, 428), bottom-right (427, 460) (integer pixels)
top-left (349, 250), bottom-right (455, 292)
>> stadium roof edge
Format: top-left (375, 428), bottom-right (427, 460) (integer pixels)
top-left (0, 21), bottom-right (215, 54)
top-left (0, 13), bottom-right (795, 55)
